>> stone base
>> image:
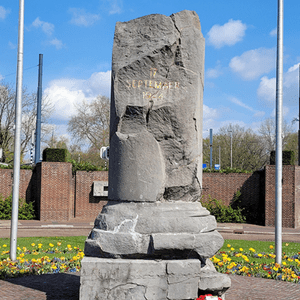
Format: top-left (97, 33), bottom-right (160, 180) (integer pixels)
top-left (80, 257), bottom-right (230, 300)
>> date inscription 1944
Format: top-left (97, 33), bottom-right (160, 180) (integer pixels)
top-left (126, 68), bottom-right (180, 101)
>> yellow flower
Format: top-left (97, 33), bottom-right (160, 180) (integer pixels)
top-left (230, 247), bottom-right (235, 251)
top-left (17, 247), bottom-right (21, 251)
top-left (269, 245), bottom-right (274, 249)
top-left (275, 263), bottom-right (280, 268)
top-left (240, 266), bottom-right (249, 273)
top-left (60, 256), bottom-right (65, 261)
top-left (20, 253), bottom-right (25, 258)
top-left (285, 243), bottom-right (289, 246)
top-left (212, 256), bottom-right (220, 263)
top-left (67, 244), bottom-right (71, 248)
top-left (3, 244), bottom-right (7, 248)
top-left (227, 244), bottom-right (231, 248)
top-left (235, 253), bottom-right (242, 257)
top-left (51, 264), bottom-right (57, 270)
top-left (258, 253), bottom-right (263, 257)
top-left (57, 242), bottom-right (62, 246)
top-left (31, 243), bottom-right (35, 247)
top-left (273, 266), bottom-right (278, 271)
top-left (38, 243), bottom-right (42, 248)
top-left (49, 243), bottom-right (54, 247)
top-left (239, 248), bottom-right (243, 252)
top-left (282, 261), bottom-right (287, 265)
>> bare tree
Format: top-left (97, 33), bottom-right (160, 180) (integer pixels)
top-left (68, 95), bottom-right (110, 150)
top-left (0, 82), bottom-right (53, 163)
top-left (258, 118), bottom-right (293, 154)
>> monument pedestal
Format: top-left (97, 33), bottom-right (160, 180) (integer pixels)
top-left (80, 257), bottom-right (230, 300)
top-left (80, 10), bottom-right (231, 300)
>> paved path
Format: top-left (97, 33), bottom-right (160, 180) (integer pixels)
top-left (1, 220), bottom-right (300, 299)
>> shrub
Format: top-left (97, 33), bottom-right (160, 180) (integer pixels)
top-left (203, 167), bottom-right (251, 174)
top-left (0, 195), bottom-right (35, 220)
top-left (43, 148), bottom-right (69, 162)
top-left (201, 196), bottom-right (246, 223)
top-left (270, 150), bottom-right (295, 165)
top-left (69, 160), bottom-right (107, 174)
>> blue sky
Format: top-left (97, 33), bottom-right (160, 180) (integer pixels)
top-left (1, 0), bottom-right (300, 141)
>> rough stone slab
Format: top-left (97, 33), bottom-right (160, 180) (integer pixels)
top-left (94, 201), bottom-right (214, 234)
top-left (152, 230), bottom-right (224, 258)
top-left (198, 270), bottom-right (231, 295)
top-left (109, 10), bottom-right (205, 202)
top-left (80, 257), bottom-right (203, 300)
top-left (88, 229), bottom-right (150, 255)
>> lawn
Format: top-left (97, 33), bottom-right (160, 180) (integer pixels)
top-left (0, 237), bottom-right (299, 283)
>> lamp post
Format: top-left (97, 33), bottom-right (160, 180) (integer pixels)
top-left (228, 130), bottom-right (233, 168)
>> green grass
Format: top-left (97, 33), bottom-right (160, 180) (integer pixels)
top-left (0, 236), bottom-right (86, 261)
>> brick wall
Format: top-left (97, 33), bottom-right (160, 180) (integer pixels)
top-left (265, 165), bottom-right (300, 228)
top-left (75, 171), bottom-right (108, 219)
top-left (0, 168), bottom-right (33, 200)
top-left (38, 162), bottom-right (73, 221)
top-left (0, 163), bottom-right (299, 227)
top-left (202, 171), bottom-right (264, 224)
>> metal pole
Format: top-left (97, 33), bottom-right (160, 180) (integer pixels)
top-left (35, 54), bottom-right (43, 164)
top-left (298, 64), bottom-right (300, 165)
top-left (228, 130), bottom-right (233, 168)
top-left (209, 129), bottom-right (213, 168)
top-left (275, 0), bottom-right (283, 265)
top-left (10, 0), bottom-right (25, 261)
top-left (219, 145), bottom-right (221, 168)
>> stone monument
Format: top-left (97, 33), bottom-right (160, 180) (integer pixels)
top-left (80, 10), bottom-right (230, 300)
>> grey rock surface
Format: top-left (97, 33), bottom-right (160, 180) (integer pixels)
top-left (80, 257), bottom-right (203, 300)
top-left (94, 201), bottom-right (214, 234)
top-left (152, 231), bottom-right (224, 259)
top-left (109, 10), bottom-right (204, 202)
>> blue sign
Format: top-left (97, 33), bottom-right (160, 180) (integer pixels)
top-left (214, 164), bottom-right (220, 170)
top-left (203, 163), bottom-right (207, 169)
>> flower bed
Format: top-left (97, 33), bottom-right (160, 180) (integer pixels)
top-left (211, 243), bottom-right (300, 283)
top-left (0, 241), bottom-right (84, 279)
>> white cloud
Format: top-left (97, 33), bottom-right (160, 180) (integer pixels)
top-left (203, 104), bottom-right (219, 120)
top-left (229, 96), bottom-right (265, 117)
top-left (68, 8), bottom-right (100, 27)
top-left (32, 17), bottom-right (55, 36)
top-left (270, 28), bottom-right (277, 36)
top-left (0, 6), bottom-right (10, 20)
top-left (108, 0), bottom-right (123, 14)
top-left (206, 61), bottom-right (222, 79)
top-left (257, 76), bottom-right (276, 103)
top-left (8, 41), bottom-right (16, 49)
top-left (44, 71), bottom-right (111, 121)
top-left (207, 19), bottom-right (247, 49)
top-left (47, 38), bottom-right (64, 50)
top-left (257, 63), bottom-right (300, 106)
top-left (229, 47), bottom-right (275, 80)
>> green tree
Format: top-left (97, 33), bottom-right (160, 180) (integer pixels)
top-left (203, 124), bottom-right (268, 171)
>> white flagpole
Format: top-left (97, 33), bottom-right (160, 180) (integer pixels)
top-left (10, 0), bottom-right (25, 261)
top-left (275, 0), bottom-right (284, 265)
